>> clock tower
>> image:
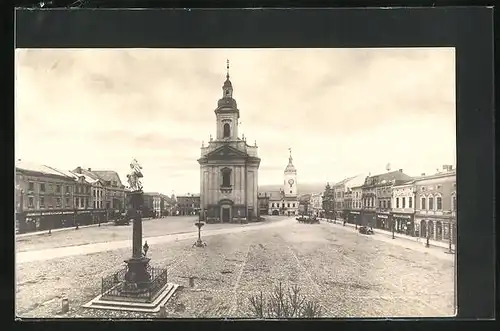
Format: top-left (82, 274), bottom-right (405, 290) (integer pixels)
top-left (283, 148), bottom-right (297, 197)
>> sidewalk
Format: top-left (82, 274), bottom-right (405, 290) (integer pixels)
top-left (16, 217), bottom-right (157, 239)
top-left (319, 218), bottom-right (455, 251)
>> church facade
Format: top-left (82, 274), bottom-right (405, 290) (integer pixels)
top-left (268, 150), bottom-right (300, 216)
top-left (198, 61), bottom-right (261, 223)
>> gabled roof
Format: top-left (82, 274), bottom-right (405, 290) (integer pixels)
top-left (91, 170), bottom-right (125, 187)
top-left (203, 144), bottom-right (250, 160)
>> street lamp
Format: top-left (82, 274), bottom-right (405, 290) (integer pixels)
top-left (391, 218), bottom-right (395, 239)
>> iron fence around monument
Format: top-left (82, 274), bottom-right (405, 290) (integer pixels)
top-left (101, 265), bottom-right (168, 302)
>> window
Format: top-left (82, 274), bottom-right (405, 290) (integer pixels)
top-left (402, 197), bottom-right (406, 208)
top-left (409, 197), bottom-right (413, 208)
top-left (282, 203), bottom-right (285, 208)
top-left (287, 203), bottom-right (290, 207)
top-left (66, 185), bottom-right (70, 193)
top-left (388, 201), bottom-right (391, 209)
top-left (76, 197), bottom-right (80, 207)
top-left (56, 185), bottom-right (61, 193)
top-left (437, 185), bottom-right (441, 189)
top-left (221, 168), bottom-right (231, 187)
top-left (293, 203), bottom-right (296, 207)
top-left (94, 201), bottom-right (96, 209)
top-left (48, 184), bottom-right (53, 192)
top-left (56, 198), bottom-right (61, 207)
top-left (272, 203), bottom-right (275, 207)
top-left (428, 197), bottom-right (434, 210)
top-left (40, 183), bottom-right (46, 192)
top-left (223, 123), bottom-right (231, 138)
top-left (40, 197), bottom-right (45, 207)
top-left (452, 196), bottom-right (457, 211)
top-left (421, 197), bottom-right (426, 209)
top-left (383, 200), bottom-right (386, 209)
top-left (396, 197), bottom-right (399, 208)
top-left (66, 197), bottom-right (70, 206)
top-left (28, 197), bottom-right (34, 207)
top-left (379, 200), bottom-right (382, 208)
top-left (436, 197), bottom-right (442, 210)
top-left (28, 182), bottom-right (34, 191)
top-left (93, 190), bottom-right (96, 197)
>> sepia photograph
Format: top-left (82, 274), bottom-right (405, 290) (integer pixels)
top-left (15, 48), bottom-right (457, 319)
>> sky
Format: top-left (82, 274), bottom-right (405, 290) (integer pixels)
top-left (15, 48), bottom-right (456, 195)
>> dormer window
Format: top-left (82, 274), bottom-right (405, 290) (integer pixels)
top-left (223, 123), bottom-right (231, 138)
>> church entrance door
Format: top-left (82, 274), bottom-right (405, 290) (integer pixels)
top-left (222, 208), bottom-right (230, 223)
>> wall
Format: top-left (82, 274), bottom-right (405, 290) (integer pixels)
top-left (16, 171), bottom-right (76, 211)
top-left (415, 174), bottom-right (456, 214)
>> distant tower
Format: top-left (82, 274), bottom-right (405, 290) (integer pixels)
top-left (283, 148), bottom-right (298, 197)
top-left (386, 163), bottom-right (391, 172)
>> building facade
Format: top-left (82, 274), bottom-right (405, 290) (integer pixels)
top-left (15, 161), bottom-right (77, 233)
top-left (257, 192), bottom-right (270, 216)
top-left (310, 192), bottom-right (323, 215)
top-left (414, 166), bottom-right (456, 243)
top-left (391, 180), bottom-right (416, 235)
top-left (198, 63), bottom-right (261, 223)
top-left (361, 169), bottom-right (413, 229)
top-left (349, 185), bottom-right (363, 226)
top-left (177, 194), bottom-right (201, 216)
top-left (268, 151), bottom-right (300, 216)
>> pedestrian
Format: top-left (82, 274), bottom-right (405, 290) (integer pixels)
top-left (343, 220), bottom-right (346, 226)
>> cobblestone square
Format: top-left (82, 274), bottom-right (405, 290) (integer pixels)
top-left (16, 217), bottom-right (455, 318)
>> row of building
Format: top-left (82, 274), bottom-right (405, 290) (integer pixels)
top-left (15, 160), bottom-right (175, 233)
top-left (311, 165), bottom-right (456, 243)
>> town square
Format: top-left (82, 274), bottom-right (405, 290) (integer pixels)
top-left (15, 48), bottom-right (456, 318)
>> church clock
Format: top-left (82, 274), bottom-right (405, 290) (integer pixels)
top-left (288, 179), bottom-right (294, 188)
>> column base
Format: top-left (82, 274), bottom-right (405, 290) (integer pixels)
top-left (121, 257), bottom-right (151, 294)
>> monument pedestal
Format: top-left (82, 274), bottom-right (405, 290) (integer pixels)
top-left (121, 257), bottom-right (151, 294)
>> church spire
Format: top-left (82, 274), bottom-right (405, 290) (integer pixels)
top-left (222, 59), bottom-right (233, 99)
top-left (288, 147), bottom-right (293, 163)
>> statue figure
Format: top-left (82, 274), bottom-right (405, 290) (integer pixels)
top-left (126, 158), bottom-right (143, 192)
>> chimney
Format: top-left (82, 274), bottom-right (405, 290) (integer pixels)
top-left (421, 173), bottom-right (425, 176)
top-left (88, 168), bottom-right (92, 172)
top-left (442, 165), bottom-right (448, 170)
top-left (398, 169), bottom-right (403, 172)
top-left (76, 166), bottom-right (82, 174)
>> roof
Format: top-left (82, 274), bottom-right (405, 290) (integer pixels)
top-left (91, 170), bottom-right (125, 186)
top-left (363, 170), bottom-right (413, 187)
top-left (16, 160), bottom-right (73, 179)
top-left (284, 155), bottom-right (297, 173)
top-left (333, 175), bottom-right (357, 187)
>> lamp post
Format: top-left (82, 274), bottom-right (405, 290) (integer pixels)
top-left (193, 221), bottom-right (207, 247)
top-left (425, 224), bottom-right (430, 248)
top-left (391, 218), bottom-right (395, 239)
top-left (447, 221), bottom-right (454, 254)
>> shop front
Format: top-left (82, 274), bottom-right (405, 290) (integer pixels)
top-left (361, 211), bottom-right (376, 227)
top-left (391, 212), bottom-right (414, 236)
top-left (376, 213), bottom-right (390, 230)
top-left (349, 211), bottom-right (361, 225)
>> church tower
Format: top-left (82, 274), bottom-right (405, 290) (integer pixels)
top-left (283, 148), bottom-right (297, 197)
top-left (214, 60), bottom-right (239, 141)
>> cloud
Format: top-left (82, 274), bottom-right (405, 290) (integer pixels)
top-left (15, 48), bottom-right (456, 194)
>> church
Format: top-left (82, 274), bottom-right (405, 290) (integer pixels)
top-left (198, 61), bottom-right (261, 223)
top-left (268, 150), bottom-right (300, 216)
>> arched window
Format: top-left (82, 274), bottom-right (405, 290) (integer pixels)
top-left (428, 196), bottom-right (434, 210)
top-left (223, 123), bottom-right (231, 138)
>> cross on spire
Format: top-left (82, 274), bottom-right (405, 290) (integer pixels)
top-left (226, 59), bottom-right (230, 79)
